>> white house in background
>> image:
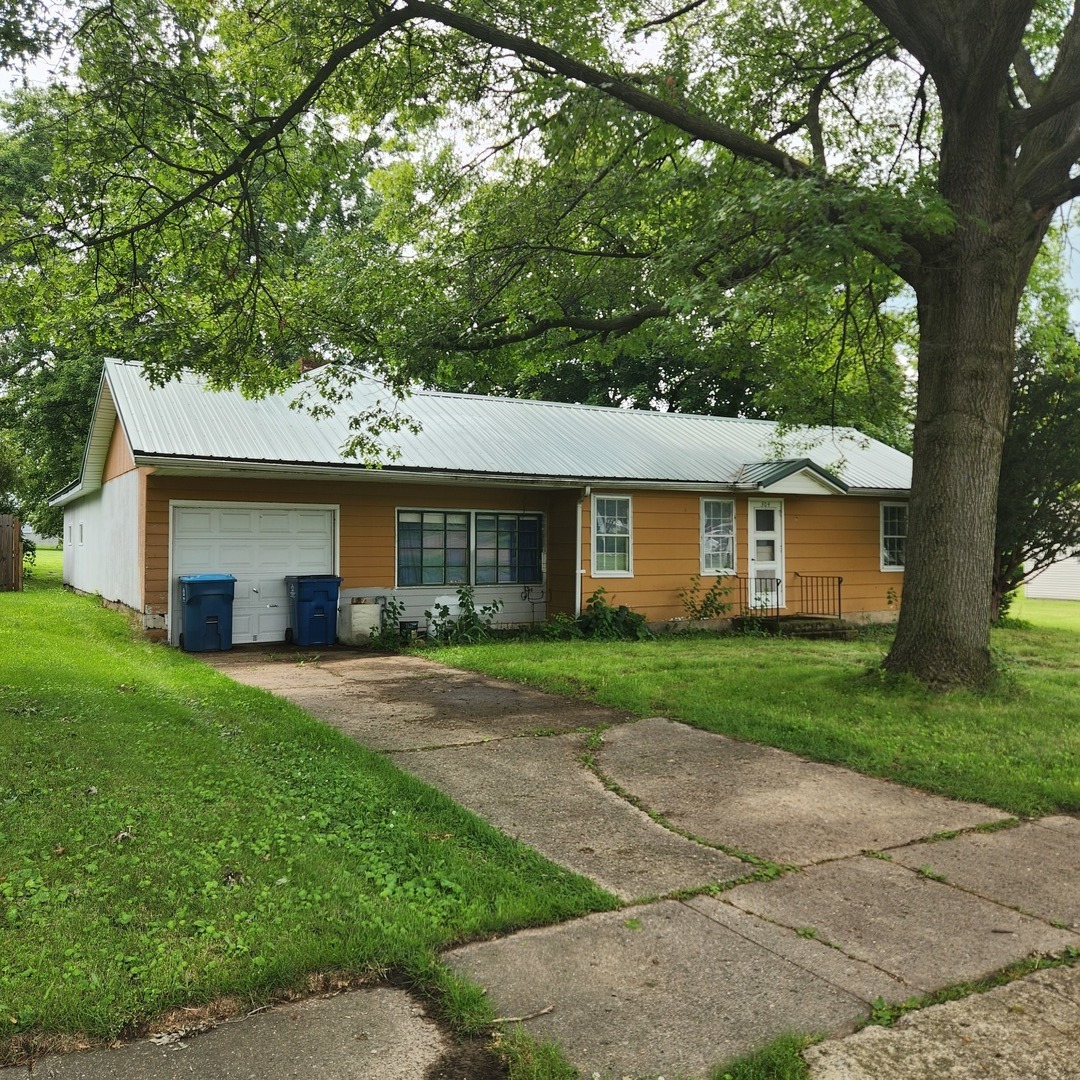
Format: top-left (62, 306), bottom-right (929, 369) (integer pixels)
top-left (1026, 552), bottom-right (1080, 600)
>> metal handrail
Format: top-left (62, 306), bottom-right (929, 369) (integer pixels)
top-left (793, 573), bottom-right (843, 620)
top-left (735, 576), bottom-right (782, 622)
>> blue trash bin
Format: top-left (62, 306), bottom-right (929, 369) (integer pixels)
top-left (285, 575), bottom-right (342, 646)
top-left (179, 574), bottom-right (236, 652)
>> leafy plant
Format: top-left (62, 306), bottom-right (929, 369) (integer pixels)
top-left (577, 588), bottom-right (651, 641)
top-left (425, 587), bottom-right (502, 645)
top-left (679, 574), bottom-right (733, 620)
top-left (367, 595), bottom-right (412, 649)
top-left (538, 612), bottom-right (585, 641)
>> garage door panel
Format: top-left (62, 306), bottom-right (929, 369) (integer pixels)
top-left (172, 505), bottom-right (336, 645)
top-left (295, 511), bottom-right (332, 534)
top-left (175, 508), bottom-right (214, 532)
top-left (219, 510), bottom-right (260, 533)
top-left (257, 511), bottom-right (292, 533)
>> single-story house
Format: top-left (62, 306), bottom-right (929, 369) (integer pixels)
top-left (1025, 553), bottom-right (1080, 600)
top-left (52, 359), bottom-right (912, 644)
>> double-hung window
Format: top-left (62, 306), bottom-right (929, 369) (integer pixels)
top-left (701, 499), bottom-right (735, 574)
top-left (397, 509), bottom-right (544, 587)
top-left (880, 502), bottom-right (908, 571)
top-left (593, 495), bottom-right (632, 575)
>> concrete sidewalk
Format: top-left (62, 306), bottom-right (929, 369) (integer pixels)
top-left (21, 648), bottom-right (1080, 1079)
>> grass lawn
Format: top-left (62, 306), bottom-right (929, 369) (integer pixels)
top-left (1, 553), bottom-right (616, 1059)
top-left (430, 616), bottom-right (1080, 818)
top-left (1010, 594), bottom-right (1080, 633)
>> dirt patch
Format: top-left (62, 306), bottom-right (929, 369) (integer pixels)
top-left (424, 1038), bottom-right (508, 1080)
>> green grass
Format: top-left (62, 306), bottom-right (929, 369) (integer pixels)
top-left (0, 570), bottom-right (617, 1058)
top-left (430, 620), bottom-right (1080, 818)
top-left (1010, 594), bottom-right (1080, 633)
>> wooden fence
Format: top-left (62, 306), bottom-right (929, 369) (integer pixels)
top-left (0, 515), bottom-right (23, 592)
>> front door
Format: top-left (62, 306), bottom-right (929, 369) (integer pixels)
top-left (747, 499), bottom-right (784, 609)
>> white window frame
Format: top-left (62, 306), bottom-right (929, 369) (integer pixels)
top-left (880, 501), bottom-right (908, 572)
top-left (700, 498), bottom-right (736, 576)
top-left (592, 494), bottom-right (633, 577)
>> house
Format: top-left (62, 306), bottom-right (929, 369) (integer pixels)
top-left (1025, 553), bottom-right (1080, 601)
top-left (52, 359), bottom-right (912, 644)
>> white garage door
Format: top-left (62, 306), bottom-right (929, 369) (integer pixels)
top-left (172, 503), bottom-right (337, 644)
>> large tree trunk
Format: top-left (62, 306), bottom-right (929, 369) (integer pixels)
top-left (884, 257), bottom-right (1020, 687)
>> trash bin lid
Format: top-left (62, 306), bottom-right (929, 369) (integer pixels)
top-left (179, 574), bottom-right (237, 582)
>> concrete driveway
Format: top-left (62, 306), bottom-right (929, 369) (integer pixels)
top-left (21, 646), bottom-right (1080, 1080)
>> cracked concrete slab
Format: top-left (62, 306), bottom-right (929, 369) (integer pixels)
top-left (684, 895), bottom-right (910, 1005)
top-left (392, 733), bottom-right (747, 900)
top-left (210, 651), bottom-right (625, 751)
top-left (446, 900), bottom-right (877, 1080)
top-left (596, 717), bottom-right (1012, 865)
top-left (23, 988), bottom-right (453, 1080)
top-left (804, 964), bottom-right (1080, 1080)
top-left (890, 817), bottom-right (1080, 930)
top-left (725, 856), bottom-right (1080, 993)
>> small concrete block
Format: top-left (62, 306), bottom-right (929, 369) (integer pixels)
top-left (891, 817), bottom-right (1080, 930)
top-left (446, 900), bottom-right (872, 1080)
top-left (804, 964), bottom-right (1080, 1080)
top-left (597, 718), bottom-right (1010, 865)
top-left (393, 734), bottom-right (747, 900)
top-left (31, 988), bottom-right (447, 1080)
top-left (725, 857), bottom-right (1079, 993)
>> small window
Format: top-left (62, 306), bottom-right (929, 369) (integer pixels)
top-left (475, 513), bottom-right (543, 584)
top-left (78, 523), bottom-right (84, 546)
top-left (593, 495), bottom-right (631, 575)
top-left (881, 502), bottom-right (907, 571)
top-left (397, 510), bottom-right (470, 586)
top-left (701, 499), bottom-right (735, 574)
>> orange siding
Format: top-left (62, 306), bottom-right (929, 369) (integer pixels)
top-left (141, 475), bottom-right (904, 627)
top-left (102, 420), bottom-right (137, 482)
top-left (581, 491), bottom-right (904, 621)
top-left (143, 475), bottom-right (579, 622)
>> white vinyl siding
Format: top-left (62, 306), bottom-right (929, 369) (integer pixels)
top-left (62, 470), bottom-right (142, 611)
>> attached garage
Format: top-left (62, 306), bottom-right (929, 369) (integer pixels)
top-left (171, 503), bottom-right (337, 644)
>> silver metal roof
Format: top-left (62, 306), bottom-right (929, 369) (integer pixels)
top-left (60, 359), bottom-right (913, 502)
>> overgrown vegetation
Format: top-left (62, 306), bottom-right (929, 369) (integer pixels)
top-left (431, 612), bottom-right (1080, 817)
top-left (425, 586), bottom-right (503, 645)
top-left (0, 566), bottom-right (616, 1059)
top-left (575, 588), bottom-right (651, 641)
top-left (679, 574), bottom-right (733, 621)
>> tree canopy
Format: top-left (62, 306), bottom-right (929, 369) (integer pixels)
top-left (4, 0), bottom-right (1080, 686)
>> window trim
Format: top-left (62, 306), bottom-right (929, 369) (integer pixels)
top-left (394, 506), bottom-right (546, 589)
top-left (880, 501), bottom-right (908, 573)
top-left (700, 497), bottom-right (736, 576)
top-left (591, 493), bottom-right (633, 578)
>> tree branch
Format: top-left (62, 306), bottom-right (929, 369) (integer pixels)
top-left (629, 0), bottom-right (711, 33)
top-left (401, 0), bottom-right (813, 178)
top-left (1013, 45), bottom-right (1043, 104)
top-left (431, 303), bottom-right (670, 351)
top-left (75, 5), bottom-right (413, 247)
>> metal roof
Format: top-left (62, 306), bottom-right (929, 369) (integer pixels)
top-left (54, 359), bottom-right (913, 503)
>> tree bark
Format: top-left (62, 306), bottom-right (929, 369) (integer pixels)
top-left (883, 84), bottom-right (1046, 685)
top-left (884, 258), bottom-right (1021, 685)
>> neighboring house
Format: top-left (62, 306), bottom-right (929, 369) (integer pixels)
top-left (1025, 553), bottom-right (1080, 600)
top-left (51, 359), bottom-right (912, 645)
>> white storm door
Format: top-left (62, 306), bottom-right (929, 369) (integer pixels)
top-left (747, 499), bottom-right (784, 609)
top-left (171, 504), bottom-right (336, 644)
